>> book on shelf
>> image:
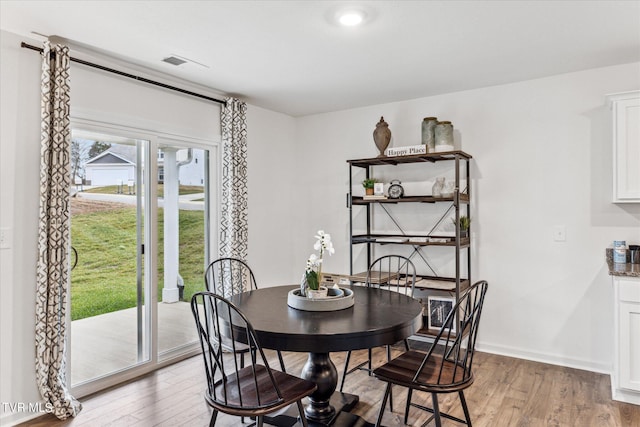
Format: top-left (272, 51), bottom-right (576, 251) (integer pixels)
top-left (363, 195), bottom-right (388, 200)
top-left (375, 236), bottom-right (409, 243)
top-left (414, 278), bottom-right (456, 290)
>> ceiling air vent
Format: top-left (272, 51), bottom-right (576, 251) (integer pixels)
top-left (162, 56), bottom-right (187, 66)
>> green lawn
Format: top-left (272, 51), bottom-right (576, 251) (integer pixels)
top-left (71, 205), bottom-right (205, 320)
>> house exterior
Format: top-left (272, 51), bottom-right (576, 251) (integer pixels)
top-left (85, 145), bottom-right (205, 186)
top-left (84, 145), bottom-right (136, 186)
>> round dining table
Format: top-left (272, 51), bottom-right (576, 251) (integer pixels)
top-left (228, 284), bottom-right (423, 427)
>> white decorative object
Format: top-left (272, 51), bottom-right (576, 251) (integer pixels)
top-left (441, 181), bottom-right (455, 197)
top-left (608, 91), bottom-right (640, 203)
top-left (385, 144), bottom-right (427, 157)
top-left (288, 287), bottom-right (354, 311)
top-left (303, 230), bottom-right (335, 296)
top-left (432, 177), bottom-right (445, 197)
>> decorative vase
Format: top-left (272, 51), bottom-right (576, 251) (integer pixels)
top-left (432, 177), bottom-right (445, 197)
top-left (442, 181), bottom-right (455, 197)
top-left (434, 121), bottom-right (454, 152)
top-left (307, 286), bottom-right (329, 299)
top-left (365, 187), bottom-right (374, 195)
top-left (373, 116), bottom-right (392, 157)
top-left (421, 117), bottom-right (438, 152)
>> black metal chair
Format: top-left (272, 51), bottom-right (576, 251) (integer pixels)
top-left (205, 257), bottom-right (287, 372)
top-left (340, 255), bottom-right (417, 410)
top-left (372, 280), bottom-right (489, 427)
top-left (191, 291), bottom-right (317, 427)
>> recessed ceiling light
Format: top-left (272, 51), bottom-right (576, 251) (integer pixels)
top-left (338, 10), bottom-right (364, 26)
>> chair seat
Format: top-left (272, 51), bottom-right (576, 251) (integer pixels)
top-left (206, 364), bottom-right (317, 417)
top-left (373, 350), bottom-right (474, 393)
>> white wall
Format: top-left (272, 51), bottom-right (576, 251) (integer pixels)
top-left (246, 105), bottom-right (298, 285)
top-left (294, 61), bottom-right (640, 373)
top-left (0, 31), bottom-right (44, 427)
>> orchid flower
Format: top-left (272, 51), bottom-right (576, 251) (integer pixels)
top-left (305, 229), bottom-right (335, 291)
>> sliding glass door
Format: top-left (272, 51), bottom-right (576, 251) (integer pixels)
top-left (68, 127), bottom-right (211, 394)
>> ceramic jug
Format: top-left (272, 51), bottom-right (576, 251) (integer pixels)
top-left (432, 177), bottom-right (445, 197)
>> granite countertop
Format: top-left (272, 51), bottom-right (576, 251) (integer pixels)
top-left (606, 248), bottom-right (640, 277)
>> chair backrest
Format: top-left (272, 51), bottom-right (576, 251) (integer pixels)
top-left (366, 255), bottom-right (417, 298)
top-left (205, 257), bottom-right (258, 299)
top-left (191, 291), bottom-right (284, 410)
top-left (414, 280), bottom-right (488, 387)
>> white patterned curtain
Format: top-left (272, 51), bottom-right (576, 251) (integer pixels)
top-left (35, 40), bottom-right (82, 419)
top-left (219, 98), bottom-right (248, 263)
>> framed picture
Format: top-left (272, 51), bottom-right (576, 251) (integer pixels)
top-left (374, 182), bottom-right (384, 196)
top-left (427, 295), bottom-right (456, 332)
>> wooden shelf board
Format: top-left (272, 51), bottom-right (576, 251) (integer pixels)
top-left (351, 234), bottom-right (470, 247)
top-left (352, 194), bottom-right (469, 204)
top-left (347, 151), bottom-right (472, 168)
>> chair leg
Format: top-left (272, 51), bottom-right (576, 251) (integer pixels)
top-left (386, 345), bottom-right (393, 412)
top-left (459, 391), bottom-right (472, 426)
top-left (432, 393), bottom-right (442, 427)
top-left (209, 409), bottom-right (218, 427)
top-left (403, 338), bottom-right (410, 351)
top-left (340, 351), bottom-right (352, 392)
top-left (296, 400), bottom-right (309, 427)
top-left (404, 389), bottom-right (413, 424)
top-left (257, 415), bottom-right (264, 427)
top-left (277, 350), bottom-right (286, 373)
top-left (375, 383), bottom-right (392, 427)
top-left (368, 348), bottom-right (373, 375)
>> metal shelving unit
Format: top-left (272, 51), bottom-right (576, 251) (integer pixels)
top-left (347, 151), bottom-right (472, 336)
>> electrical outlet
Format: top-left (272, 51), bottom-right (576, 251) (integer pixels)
top-left (553, 225), bottom-right (566, 242)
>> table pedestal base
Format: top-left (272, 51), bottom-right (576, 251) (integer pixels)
top-left (270, 391), bottom-right (366, 427)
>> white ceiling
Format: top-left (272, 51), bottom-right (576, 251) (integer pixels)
top-left (2, 1), bottom-right (639, 117)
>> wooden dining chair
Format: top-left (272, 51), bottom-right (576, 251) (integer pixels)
top-left (340, 255), bottom-right (417, 410)
top-left (191, 291), bottom-right (317, 427)
top-left (205, 257), bottom-right (287, 372)
top-left (372, 280), bottom-right (488, 427)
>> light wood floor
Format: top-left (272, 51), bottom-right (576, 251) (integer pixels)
top-left (20, 344), bottom-right (640, 427)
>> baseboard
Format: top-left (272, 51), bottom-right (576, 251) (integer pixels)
top-left (475, 341), bottom-right (611, 375)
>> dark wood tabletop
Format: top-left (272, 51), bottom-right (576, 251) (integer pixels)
top-left (228, 284), bottom-right (423, 353)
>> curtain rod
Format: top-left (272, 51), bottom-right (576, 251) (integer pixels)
top-left (21, 42), bottom-right (226, 106)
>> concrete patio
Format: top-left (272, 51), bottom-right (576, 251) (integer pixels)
top-left (70, 301), bottom-right (197, 385)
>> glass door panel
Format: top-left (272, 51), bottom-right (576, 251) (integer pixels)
top-left (69, 132), bottom-right (149, 386)
top-left (157, 143), bottom-right (208, 359)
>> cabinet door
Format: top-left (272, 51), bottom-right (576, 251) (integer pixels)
top-left (610, 91), bottom-right (640, 203)
top-left (619, 300), bottom-right (640, 391)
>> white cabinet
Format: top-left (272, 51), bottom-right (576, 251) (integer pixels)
top-left (608, 91), bottom-right (640, 203)
top-left (612, 276), bottom-right (640, 405)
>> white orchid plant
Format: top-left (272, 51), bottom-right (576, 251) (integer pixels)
top-left (305, 230), bottom-right (335, 290)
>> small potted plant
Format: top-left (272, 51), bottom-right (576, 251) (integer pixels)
top-left (362, 178), bottom-right (378, 196)
top-left (451, 216), bottom-right (471, 238)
